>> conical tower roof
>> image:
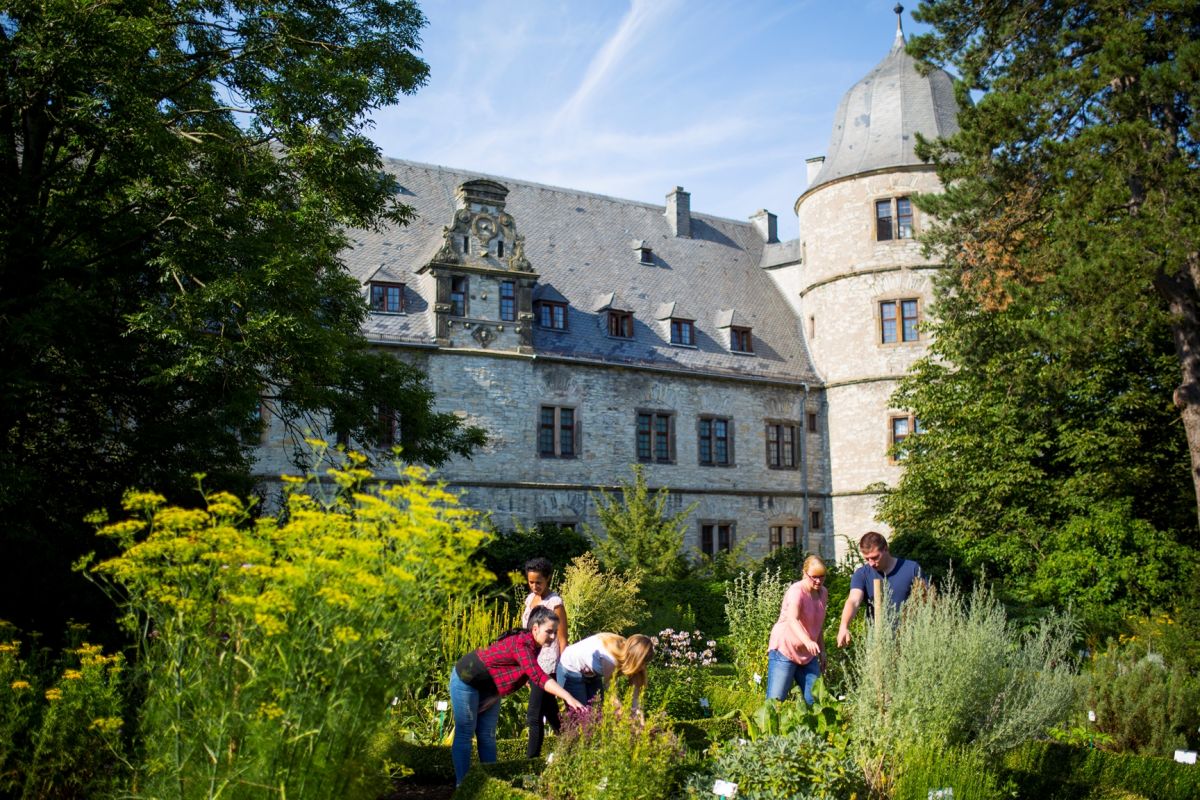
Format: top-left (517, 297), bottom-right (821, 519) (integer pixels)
top-left (806, 11), bottom-right (959, 192)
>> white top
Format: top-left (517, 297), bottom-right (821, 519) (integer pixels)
top-left (522, 591), bottom-right (564, 674)
top-left (558, 633), bottom-right (617, 680)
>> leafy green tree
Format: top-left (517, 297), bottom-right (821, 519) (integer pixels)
top-left (586, 464), bottom-right (696, 579)
top-left (905, 0), bottom-right (1200, 523)
top-left (0, 0), bottom-right (484, 638)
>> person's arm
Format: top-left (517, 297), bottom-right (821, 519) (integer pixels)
top-left (543, 678), bottom-right (585, 710)
top-left (555, 604), bottom-right (569, 652)
top-left (836, 588), bottom-right (865, 647)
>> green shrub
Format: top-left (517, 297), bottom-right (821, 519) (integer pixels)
top-left (539, 690), bottom-right (683, 800)
top-left (387, 738), bottom-right (529, 784)
top-left (723, 567), bottom-right (788, 687)
top-left (706, 684), bottom-right (762, 717)
top-left (638, 577), bottom-right (728, 637)
top-left (892, 744), bottom-right (1006, 800)
top-left (455, 759), bottom-right (544, 800)
top-left (682, 727), bottom-right (866, 800)
top-left (642, 628), bottom-right (717, 720)
top-left (669, 717), bottom-right (743, 752)
top-left (1003, 740), bottom-right (1200, 800)
top-left (847, 579), bottom-right (1079, 768)
top-left (1086, 643), bottom-right (1200, 755)
top-left (86, 453), bottom-right (492, 800)
top-left (476, 521), bottom-right (592, 593)
top-left (556, 552), bottom-right (646, 640)
top-left (586, 464), bottom-right (695, 579)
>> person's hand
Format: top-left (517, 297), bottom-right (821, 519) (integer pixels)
top-left (563, 693), bottom-right (585, 711)
top-left (836, 626), bottom-right (851, 648)
top-left (803, 640), bottom-right (821, 657)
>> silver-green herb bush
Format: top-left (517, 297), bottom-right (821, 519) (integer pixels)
top-left (683, 727), bottom-right (866, 800)
top-left (847, 580), bottom-right (1078, 781)
top-left (86, 448), bottom-right (492, 800)
top-left (539, 689), bottom-right (682, 800)
top-left (723, 567), bottom-right (788, 687)
top-left (1086, 642), bottom-right (1200, 755)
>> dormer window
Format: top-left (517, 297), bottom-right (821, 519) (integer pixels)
top-left (537, 301), bottom-right (568, 330)
top-left (450, 276), bottom-right (468, 316)
top-left (639, 247), bottom-right (654, 264)
top-left (876, 196), bottom-right (914, 241)
top-left (730, 326), bottom-right (753, 353)
top-left (608, 310), bottom-right (634, 338)
top-left (369, 281), bottom-right (405, 313)
top-left (669, 318), bottom-right (695, 346)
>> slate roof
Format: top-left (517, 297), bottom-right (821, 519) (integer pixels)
top-left (807, 28), bottom-right (959, 191)
top-left (345, 159), bottom-right (817, 383)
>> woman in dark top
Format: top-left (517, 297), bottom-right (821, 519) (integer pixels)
top-left (449, 605), bottom-right (584, 784)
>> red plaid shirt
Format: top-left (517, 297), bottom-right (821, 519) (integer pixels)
top-left (477, 631), bottom-right (550, 696)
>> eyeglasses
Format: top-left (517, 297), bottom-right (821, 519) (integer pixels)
top-left (806, 573), bottom-right (826, 581)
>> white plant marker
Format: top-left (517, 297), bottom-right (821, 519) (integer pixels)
top-left (699, 697), bottom-right (710, 708)
top-left (435, 700), bottom-right (448, 712)
top-left (712, 779), bottom-right (738, 797)
top-left (752, 672), bottom-right (762, 685)
top-left (1174, 750), bottom-right (1197, 765)
top-left (927, 789), bottom-right (954, 800)
top-left (1087, 709), bottom-right (1096, 722)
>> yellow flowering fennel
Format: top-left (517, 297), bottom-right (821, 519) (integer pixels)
top-left (87, 451), bottom-right (492, 800)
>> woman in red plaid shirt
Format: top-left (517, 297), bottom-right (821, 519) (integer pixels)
top-left (449, 605), bottom-right (585, 784)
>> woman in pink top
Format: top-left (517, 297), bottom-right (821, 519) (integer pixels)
top-left (766, 555), bottom-right (828, 705)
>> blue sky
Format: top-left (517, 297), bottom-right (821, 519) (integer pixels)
top-left (369, 1), bottom-right (931, 241)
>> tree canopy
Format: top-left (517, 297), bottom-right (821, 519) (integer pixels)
top-left (907, 0), bottom-right (1200, 522)
top-left (0, 0), bottom-right (484, 637)
top-left (878, 0), bottom-right (1200, 633)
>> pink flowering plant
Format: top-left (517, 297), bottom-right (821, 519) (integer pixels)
top-left (644, 628), bottom-right (718, 719)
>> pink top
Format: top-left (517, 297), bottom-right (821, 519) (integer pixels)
top-left (522, 591), bottom-right (564, 674)
top-left (767, 578), bottom-right (828, 665)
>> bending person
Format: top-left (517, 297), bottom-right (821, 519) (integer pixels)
top-left (766, 554), bottom-right (828, 705)
top-left (521, 556), bottom-right (568, 758)
top-left (449, 606), bottom-right (584, 785)
top-left (557, 633), bottom-right (654, 711)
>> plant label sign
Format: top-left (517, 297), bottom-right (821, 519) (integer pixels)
top-left (927, 789), bottom-right (954, 800)
top-left (435, 700), bottom-right (448, 712)
top-left (712, 779), bottom-right (738, 797)
top-left (1174, 750), bottom-right (1197, 765)
top-left (753, 672), bottom-right (762, 685)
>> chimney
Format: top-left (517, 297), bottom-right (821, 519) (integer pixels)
top-left (750, 209), bottom-right (778, 244)
top-left (805, 156), bottom-right (826, 186)
top-left (665, 186), bottom-right (691, 238)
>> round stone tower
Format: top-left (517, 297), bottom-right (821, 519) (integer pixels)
top-left (795, 8), bottom-right (959, 560)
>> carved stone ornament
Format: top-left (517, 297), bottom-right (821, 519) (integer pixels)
top-left (507, 234), bottom-right (532, 272)
top-left (433, 227), bottom-right (460, 264)
top-left (472, 214), bottom-right (498, 243)
top-left (471, 325), bottom-right (496, 348)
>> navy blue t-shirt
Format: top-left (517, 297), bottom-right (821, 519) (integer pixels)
top-left (850, 557), bottom-right (924, 613)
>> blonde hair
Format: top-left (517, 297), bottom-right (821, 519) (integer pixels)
top-left (595, 632), bottom-right (655, 686)
top-left (803, 554), bottom-right (826, 577)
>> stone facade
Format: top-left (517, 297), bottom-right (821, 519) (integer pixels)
top-left (253, 22), bottom-right (957, 566)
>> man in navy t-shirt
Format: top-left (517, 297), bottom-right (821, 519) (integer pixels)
top-left (835, 531), bottom-right (926, 647)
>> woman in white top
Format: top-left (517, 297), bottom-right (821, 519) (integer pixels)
top-left (557, 632), bottom-right (653, 711)
top-left (521, 557), bottom-right (568, 757)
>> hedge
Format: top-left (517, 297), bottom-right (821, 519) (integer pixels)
top-left (1003, 740), bottom-right (1200, 800)
top-left (390, 738), bottom-right (529, 783)
top-left (455, 759), bottom-right (544, 800)
top-left (670, 717), bottom-right (744, 751)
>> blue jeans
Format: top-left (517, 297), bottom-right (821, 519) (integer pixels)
top-left (449, 669), bottom-right (500, 784)
top-left (556, 665), bottom-right (603, 705)
top-left (766, 648), bottom-right (821, 705)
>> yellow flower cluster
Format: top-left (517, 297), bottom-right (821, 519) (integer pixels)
top-left (89, 716), bottom-right (123, 734)
top-left (45, 688), bottom-right (63, 702)
top-left (9, 680), bottom-right (30, 691)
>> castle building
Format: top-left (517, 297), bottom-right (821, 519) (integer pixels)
top-left (253, 16), bottom-right (959, 562)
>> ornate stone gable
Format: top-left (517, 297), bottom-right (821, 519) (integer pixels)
top-left (421, 179), bottom-right (539, 352)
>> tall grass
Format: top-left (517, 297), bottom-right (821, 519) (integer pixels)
top-left (723, 567), bottom-right (788, 686)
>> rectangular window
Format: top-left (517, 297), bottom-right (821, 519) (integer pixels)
top-left (876, 196), bottom-right (914, 241)
top-left (670, 319), bottom-right (694, 346)
top-left (730, 327), bottom-right (753, 353)
top-left (499, 280), bottom-right (515, 322)
top-left (369, 282), bottom-right (404, 313)
top-left (881, 298), bottom-right (919, 343)
top-left (539, 406), bottom-right (576, 458)
top-left (538, 301), bottom-right (568, 330)
top-left (810, 510), bottom-right (823, 531)
top-left (769, 525), bottom-right (800, 553)
top-left (807, 412), bottom-right (819, 434)
top-left (609, 310), bottom-right (634, 338)
top-left (450, 276), bottom-right (468, 317)
top-left (701, 523), bottom-right (734, 556)
top-left (377, 406), bottom-right (398, 448)
top-left (461, 235), bottom-right (469, 254)
top-left (698, 416), bottom-right (732, 466)
top-left (497, 240), bottom-right (505, 258)
top-left (636, 411), bottom-right (673, 463)
top-left (766, 421), bottom-right (798, 469)
top-left (890, 413), bottom-right (925, 461)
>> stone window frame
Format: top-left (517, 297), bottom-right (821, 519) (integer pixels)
top-left (878, 296), bottom-right (921, 345)
top-left (536, 301), bottom-right (569, 331)
top-left (538, 404), bottom-right (579, 459)
top-left (669, 318), bottom-right (696, 347)
top-left (699, 520), bottom-right (735, 556)
top-left (874, 195), bottom-right (915, 242)
top-left (765, 419), bottom-right (800, 470)
top-left (768, 518), bottom-right (803, 553)
top-left (697, 415), bottom-right (734, 467)
top-left (377, 405), bottom-right (399, 449)
top-left (889, 412), bottom-right (925, 464)
top-left (807, 411), bottom-right (819, 434)
top-left (449, 275), bottom-right (468, 317)
top-left (809, 508), bottom-right (823, 532)
top-left (368, 281), bottom-right (405, 314)
top-left (635, 408), bottom-right (675, 464)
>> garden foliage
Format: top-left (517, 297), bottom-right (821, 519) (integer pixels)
top-left (539, 690), bottom-right (683, 800)
top-left (586, 465), bottom-right (695, 578)
top-left (1085, 643), bottom-right (1200, 756)
top-left (556, 552), bottom-right (645, 641)
top-left (723, 567), bottom-right (788, 686)
top-left (847, 579), bottom-right (1078, 772)
top-left (84, 452), bottom-right (491, 799)
top-left (643, 628), bottom-right (717, 720)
